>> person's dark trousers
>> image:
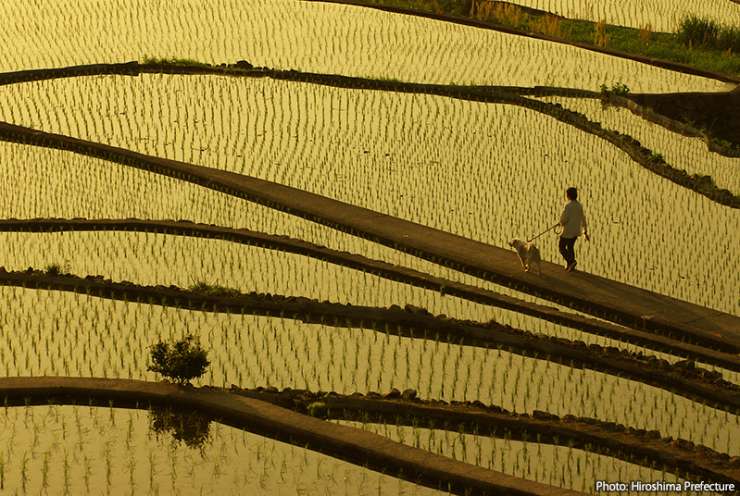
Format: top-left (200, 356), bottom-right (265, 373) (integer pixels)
top-left (559, 236), bottom-right (577, 265)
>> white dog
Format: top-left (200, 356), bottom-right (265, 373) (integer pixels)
top-left (509, 239), bottom-right (542, 275)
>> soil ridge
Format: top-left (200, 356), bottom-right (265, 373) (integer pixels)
top-left (2, 217), bottom-right (736, 370)
top-left (0, 120), bottom-right (737, 352)
top-left (2, 61), bottom-right (736, 199)
top-left (0, 376), bottom-right (579, 496)
top-left (232, 386), bottom-right (740, 483)
top-left (0, 268), bottom-right (736, 411)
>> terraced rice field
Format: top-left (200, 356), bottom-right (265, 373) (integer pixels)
top-left (0, 0), bottom-right (733, 92)
top-left (0, 286), bottom-right (735, 453)
top-left (335, 420), bottom-right (688, 491)
top-left (535, 96), bottom-right (740, 193)
top-left (499, 0), bottom-right (740, 32)
top-left (1, 75), bottom-right (737, 313)
top-left (0, 405), bottom-right (439, 495)
top-left (0, 0), bottom-right (738, 494)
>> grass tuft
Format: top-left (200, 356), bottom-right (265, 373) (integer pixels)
top-left (189, 281), bottom-right (242, 297)
top-left (677, 15), bottom-right (740, 53)
top-left (142, 56), bottom-right (211, 67)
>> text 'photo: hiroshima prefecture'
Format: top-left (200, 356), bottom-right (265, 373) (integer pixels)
top-left (0, 0), bottom-right (739, 494)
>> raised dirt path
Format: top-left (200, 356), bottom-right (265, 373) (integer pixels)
top-left (2, 218), bottom-right (738, 371)
top-left (0, 121), bottom-right (738, 353)
top-left (2, 269), bottom-right (737, 410)
top-left (0, 377), bottom-right (581, 496)
top-left (1, 62), bottom-right (736, 204)
top-left (235, 387), bottom-right (740, 483)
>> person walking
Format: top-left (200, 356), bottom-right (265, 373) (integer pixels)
top-left (559, 187), bottom-right (590, 272)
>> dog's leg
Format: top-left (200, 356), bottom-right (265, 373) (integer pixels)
top-left (517, 255), bottom-right (527, 271)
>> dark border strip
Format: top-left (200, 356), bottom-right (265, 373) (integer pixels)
top-left (1, 120), bottom-right (738, 356)
top-left (0, 377), bottom-right (581, 496)
top-left (0, 269), bottom-right (737, 412)
top-left (1, 62), bottom-right (736, 206)
top-left (605, 93), bottom-right (740, 158)
top-left (301, 0), bottom-right (740, 84)
top-left (2, 218), bottom-right (738, 371)
top-left (234, 387), bottom-right (740, 484)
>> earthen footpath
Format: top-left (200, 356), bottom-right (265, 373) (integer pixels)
top-left (0, 121), bottom-right (737, 354)
top-left (2, 62), bottom-right (737, 198)
top-left (2, 218), bottom-right (737, 370)
top-left (234, 386), bottom-right (740, 484)
top-left (0, 376), bottom-right (581, 496)
top-left (1, 269), bottom-right (737, 411)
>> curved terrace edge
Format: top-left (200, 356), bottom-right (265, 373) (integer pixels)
top-left (0, 376), bottom-right (581, 496)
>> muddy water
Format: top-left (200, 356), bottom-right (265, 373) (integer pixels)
top-left (0, 405), bottom-right (445, 495)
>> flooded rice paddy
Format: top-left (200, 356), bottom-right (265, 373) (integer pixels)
top-left (0, 0), bottom-right (731, 91)
top-left (499, 0), bottom-right (740, 32)
top-left (335, 420), bottom-right (689, 495)
top-left (1, 76), bottom-right (737, 314)
top-left (0, 405), bottom-right (444, 495)
top-left (0, 0), bottom-right (737, 493)
top-left (0, 286), bottom-right (736, 455)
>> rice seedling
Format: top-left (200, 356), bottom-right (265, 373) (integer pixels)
top-left (3, 75), bottom-right (735, 316)
top-left (0, 3), bottom-right (735, 493)
top-left (10, 288), bottom-right (740, 456)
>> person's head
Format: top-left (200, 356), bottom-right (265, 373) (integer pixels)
top-left (566, 187), bottom-right (578, 201)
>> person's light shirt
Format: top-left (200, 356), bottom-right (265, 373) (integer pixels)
top-left (560, 200), bottom-right (588, 238)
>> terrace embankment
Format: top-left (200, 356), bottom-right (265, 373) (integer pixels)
top-left (2, 218), bottom-right (738, 371)
top-left (0, 377), bottom-right (580, 496)
top-left (0, 120), bottom-right (737, 356)
top-left (233, 386), bottom-right (740, 484)
top-left (303, 0), bottom-right (740, 84)
top-left (623, 89), bottom-right (740, 151)
top-left (0, 269), bottom-right (737, 411)
top-left (1, 62), bottom-right (736, 198)
top-left (600, 91), bottom-right (740, 157)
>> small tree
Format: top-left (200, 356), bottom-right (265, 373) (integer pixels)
top-left (148, 335), bottom-right (210, 385)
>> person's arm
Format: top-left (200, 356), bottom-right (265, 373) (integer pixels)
top-left (559, 205), bottom-right (568, 227)
top-left (582, 208), bottom-right (590, 241)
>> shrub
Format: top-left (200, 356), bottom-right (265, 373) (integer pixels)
top-left (716, 26), bottom-right (740, 53)
top-left (44, 262), bottom-right (70, 275)
top-left (599, 82), bottom-right (630, 96)
top-left (189, 281), bottom-right (241, 297)
top-left (677, 15), bottom-right (740, 52)
top-left (148, 335), bottom-right (210, 385)
top-left (678, 15), bottom-right (719, 47)
top-left (44, 263), bottom-right (63, 275)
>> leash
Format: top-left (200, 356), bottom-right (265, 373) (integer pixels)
top-left (527, 223), bottom-right (559, 243)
